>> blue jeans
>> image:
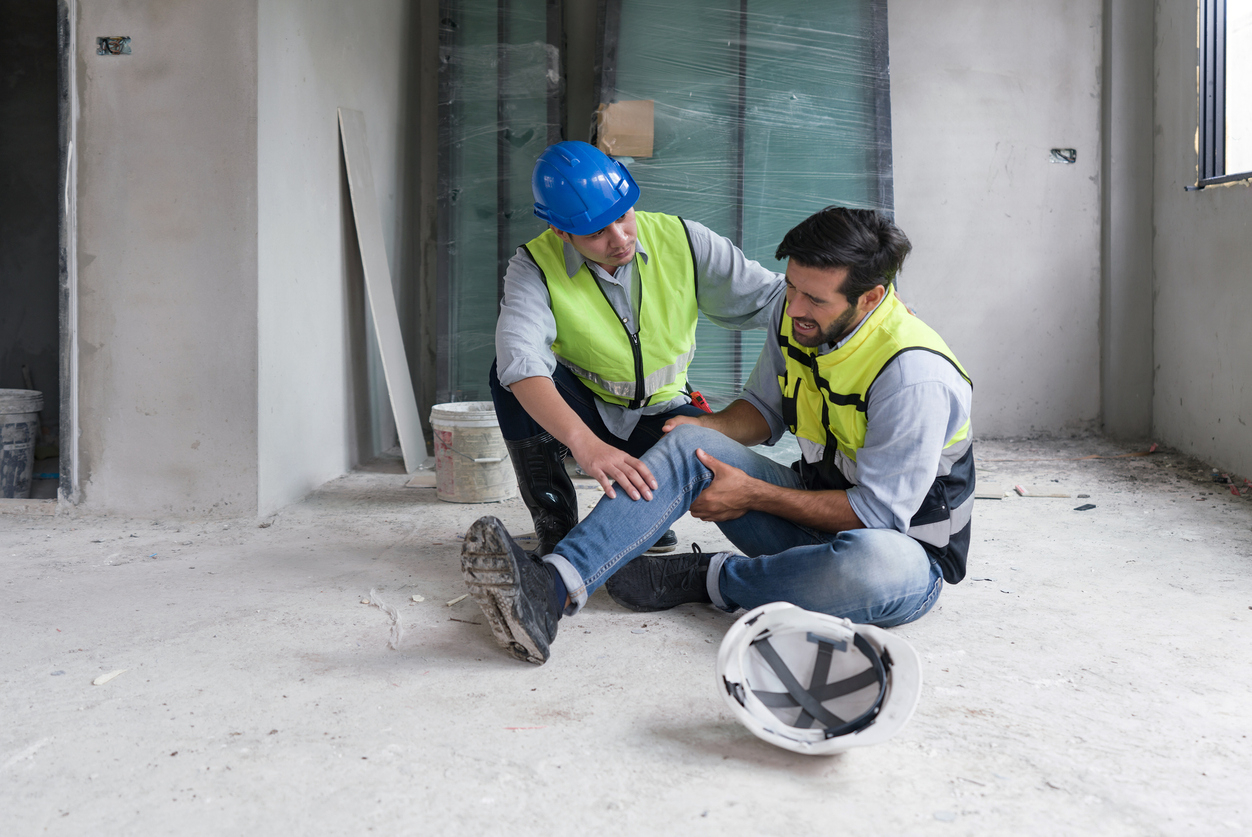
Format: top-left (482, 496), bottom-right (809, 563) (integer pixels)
top-left (544, 424), bottom-right (944, 628)
top-left (489, 359), bottom-right (706, 455)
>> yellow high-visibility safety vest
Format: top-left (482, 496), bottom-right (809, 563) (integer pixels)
top-left (777, 289), bottom-right (976, 584)
top-left (524, 211), bottom-right (698, 410)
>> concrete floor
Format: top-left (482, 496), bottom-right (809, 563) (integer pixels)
top-left (2, 436), bottom-right (1250, 835)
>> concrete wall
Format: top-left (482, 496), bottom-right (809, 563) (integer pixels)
top-left (1100, 0), bottom-right (1156, 440)
top-left (1, 0), bottom-right (61, 433)
top-left (889, 1), bottom-right (1104, 437)
top-left (68, 0), bottom-right (418, 516)
top-left (257, 0), bottom-right (417, 515)
top-left (74, 0), bottom-right (260, 514)
top-left (63, 0), bottom-right (1252, 514)
top-left (1153, 0), bottom-right (1252, 477)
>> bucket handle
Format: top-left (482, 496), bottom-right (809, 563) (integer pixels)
top-left (444, 444), bottom-right (504, 465)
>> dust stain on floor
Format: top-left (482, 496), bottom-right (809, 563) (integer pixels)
top-left (2, 436), bottom-right (1250, 834)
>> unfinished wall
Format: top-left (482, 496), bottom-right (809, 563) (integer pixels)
top-left (74, 0), bottom-right (260, 514)
top-left (1153, 0), bottom-right (1252, 477)
top-left (257, 0), bottom-right (417, 516)
top-left (889, 1), bottom-right (1104, 437)
top-left (1100, 0), bottom-right (1156, 440)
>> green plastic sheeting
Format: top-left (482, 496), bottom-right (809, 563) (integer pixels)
top-left (438, 0), bottom-right (560, 403)
top-left (436, 0), bottom-right (890, 408)
top-left (602, 0), bottom-right (892, 407)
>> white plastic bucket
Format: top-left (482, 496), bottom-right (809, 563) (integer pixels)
top-left (429, 401), bottom-right (517, 503)
top-left (0, 389), bottom-right (43, 499)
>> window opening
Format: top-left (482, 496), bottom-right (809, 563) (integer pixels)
top-left (1199, 0), bottom-right (1252, 185)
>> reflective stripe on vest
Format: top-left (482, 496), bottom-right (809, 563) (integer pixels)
top-left (777, 289), bottom-right (975, 584)
top-left (525, 211), bottom-right (698, 409)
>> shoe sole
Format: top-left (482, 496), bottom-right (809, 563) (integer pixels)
top-left (645, 529), bottom-right (679, 555)
top-left (460, 518), bottom-right (550, 665)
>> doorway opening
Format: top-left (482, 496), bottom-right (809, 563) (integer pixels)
top-left (0, 0), bottom-right (72, 503)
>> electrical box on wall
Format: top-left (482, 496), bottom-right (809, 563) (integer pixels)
top-left (96, 37), bottom-right (130, 55)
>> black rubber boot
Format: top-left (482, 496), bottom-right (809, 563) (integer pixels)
top-left (505, 433), bottom-right (580, 557)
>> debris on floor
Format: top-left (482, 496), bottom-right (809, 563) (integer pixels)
top-left (92, 669), bottom-right (127, 686)
top-left (1210, 469), bottom-right (1252, 497)
top-left (1013, 485), bottom-right (1072, 498)
top-left (368, 588), bottom-right (403, 650)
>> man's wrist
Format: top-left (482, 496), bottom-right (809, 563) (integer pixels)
top-left (563, 425), bottom-right (598, 460)
top-left (742, 474), bottom-right (775, 512)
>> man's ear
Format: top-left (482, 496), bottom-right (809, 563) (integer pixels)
top-left (858, 283), bottom-right (888, 314)
top-left (551, 225), bottom-right (572, 244)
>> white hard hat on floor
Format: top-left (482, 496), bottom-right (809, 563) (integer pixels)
top-left (716, 601), bottom-right (923, 755)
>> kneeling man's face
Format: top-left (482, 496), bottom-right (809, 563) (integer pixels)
top-left (784, 262), bottom-right (883, 348)
top-left (553, 209), bottom-right (638, 271)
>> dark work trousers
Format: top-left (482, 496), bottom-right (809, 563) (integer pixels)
top-left (489, 359), bottom-right (707, 459)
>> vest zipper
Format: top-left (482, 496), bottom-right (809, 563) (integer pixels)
top-left (587, 246), bottom-right (649, 409)
top-left (594, 272), bottom-right (646, 410)
top-left (624, 317), bottom-right (645, 409)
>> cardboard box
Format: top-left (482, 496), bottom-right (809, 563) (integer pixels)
top-left (595, 100), bottom-right (654, 158)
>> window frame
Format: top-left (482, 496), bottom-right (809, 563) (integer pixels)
top-left (1199, 0), bottom-right (1252, 186)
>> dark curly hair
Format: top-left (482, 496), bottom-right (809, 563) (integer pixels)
top-left (774, 207), bottom-right (912, 304)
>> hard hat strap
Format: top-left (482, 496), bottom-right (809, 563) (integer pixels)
top-left (750, 631), bottom-right (889, 738)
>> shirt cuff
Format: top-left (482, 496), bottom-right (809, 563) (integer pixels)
top-left (736, 390), bottom-right (788, 446)
top-left (495, 355), bottom-right (557, 390)
top-left (845, 486), bottom-right (903, 533)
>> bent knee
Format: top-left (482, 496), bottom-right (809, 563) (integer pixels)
top-left (665, 423), bottom-right (745, 458)
top-left (650, 423), bottom-right (726, 461)
top-left (822, 530), bottom-right (929, 587)
top-left (664, 423), bottom-right (719, 445)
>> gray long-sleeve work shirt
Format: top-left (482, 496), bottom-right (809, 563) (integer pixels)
top-left (495, 216), bottom-right (786, 439)
top-left (739, 293), bottom-right (974, 535)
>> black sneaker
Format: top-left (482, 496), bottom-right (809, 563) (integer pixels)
top-left (645, 529), bottom-right (679, 555)
top-left (461, 516), bottom-right (560, 664)
top-left (604, 545), bottom-right (716, 612)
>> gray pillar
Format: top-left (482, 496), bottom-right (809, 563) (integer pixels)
top-left (1099, 0), bottom-right (1156, 439)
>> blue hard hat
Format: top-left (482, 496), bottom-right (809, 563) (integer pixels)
top-left (532, 141), bottom-right (640, 236)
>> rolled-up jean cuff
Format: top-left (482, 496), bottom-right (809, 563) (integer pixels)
top-left (708, 551), bottom-right (733, 611)
top-left (542, 553), bottom-right (588, 616)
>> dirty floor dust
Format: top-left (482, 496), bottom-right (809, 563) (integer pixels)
top-left (2, 436), bottom-right (1250, 835)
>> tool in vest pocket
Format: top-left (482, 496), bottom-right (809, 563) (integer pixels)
top-left (690, 391), bottom-right (712, 413)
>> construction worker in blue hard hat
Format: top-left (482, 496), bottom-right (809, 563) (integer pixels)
top-left (489, 140), bottom-right (785, 558)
